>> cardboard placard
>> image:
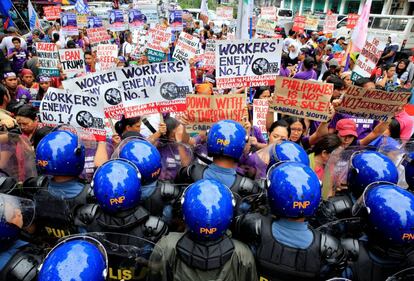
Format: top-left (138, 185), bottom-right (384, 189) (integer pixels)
top-left (305, 15), bottom-right (319, 31)
top-left (253, 99), bottom-right (268, 135)
top-left (59, 48), bottom-right (86, 78)
top-left (346, 13), bottom-right (359, 29)
top-left (117, 61), bottom-right (192, 117)
top-left (351, 37), bottom-right (385, 82)
top-left (87, 27), bottom-right (111, 45)
top-left (172, 32), bottom-right (200, 61)
top-left (96, 44), bottom-right (118, 71)
top-left (256, 17), bottom-right (277, 37)
top-left (260, 6), bottom-right (276, 20)
top-left (61, 12), bottom-right (78, 36)
top-left (323, 13), bottom-right (337, 34)
top-left (36, 42), bottom-right (60, 77)
top-left (271, 77), bottom-right (333, 122)
top-left (216, 6), bottom-right (233, 20)
top-left (336, 85), bottom-right (411, 122)
top-left (40, 87), bottom-right (105, 138)
top-left (215, 38), bottom-right (283, 89)
top-left (292, 16), bottom-right (306, 33)
top-left (43, 5), bottom-right (61, 21)
top-left (186, 94), bottom-right (246, 133)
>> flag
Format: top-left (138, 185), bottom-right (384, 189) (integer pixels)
top-left (236, 0), bottom-right (253, 39)
top-left (0, 0), bottom-right (15, 29)
top-left (28, 0), bottom-right (42, 31)
top-left (351, 0), bottom-right (372, 52)
top-left (75, 0), bottom-right (90, 14)
top-left (199, 0), bottom-right (208, 24)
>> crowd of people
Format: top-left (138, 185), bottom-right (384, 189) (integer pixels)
top-left (0, 6), bottom-right (414, 281)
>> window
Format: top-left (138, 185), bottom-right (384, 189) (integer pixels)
top-left (337, 18), bottom-right (347, 28)
top-left (371, 17), bottom-right (390, 29)
top-left (278, 9), bottom-right (293, 17)
top-left (388, 18), bottom-right (408, 31)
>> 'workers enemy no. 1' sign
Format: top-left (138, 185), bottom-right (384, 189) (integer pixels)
top-left (215, 38), bottom-right (283, 89)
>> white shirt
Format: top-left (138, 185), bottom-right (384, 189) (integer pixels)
top-left (0, 36), bottom-right (27, 52)
top-left (122, 42), bottom-right (133, 57)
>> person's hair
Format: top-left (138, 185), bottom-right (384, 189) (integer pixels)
top-left (281, 53), bottom-right (289, 68)
top-left (16, 105), bottom-right (37, 120)
top-left (311, 134), bottom-right (341, 156)
top-left (288, 29), bottom-right (295, 37)
top-left (354, 77), bottom-right (374, 87)
top-left (388, 118), bottom-right (401, 139)
top-left (52, 33), bottom-right (60, 42)
top-left (383, 63), bottom-right (396, 72)
top-left (164, 116), bottom-right (180, 139)
top-left (114, 116), bottom-right (141, 136)
top-left (33, 126), bottom-right (53, 149)
top-left (0, 84), bottom-right (8, 106)
top-left (66, 40), bottom-right (76, 48)
top-left (84, 50), bottom-right (92, 57)
top-left (326, 75), bottom-right (345, 90)
top-left (269, 119), bottom-right (290, 135)
top-left (396, 59), bottom-right (409, 78)
top-left (254, 86), bottom-right (270, 99)
top-left (303, 57), bottom-right (315, 70)
top-left (12, 37), bottom-right (21, 43)
top-left (285, 116), bottom-right (306, 130)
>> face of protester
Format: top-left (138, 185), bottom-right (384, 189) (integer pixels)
top-left (269, 126), bottom-right (289, 144)
top-left (259, 90), bottom-right (270, 99)
top-left (39, 81), bottom-right (50, 91)
top-left (362, 81), bottom-right (376, 90)
top-left (338, 135), bottom-right (355, 148)
top-left (12, 40), bottom-right (21, 49)
top-left (387, 66), bottom-right (396, 78)
top-left (398, 61), bottom-right (407, 70)
top-left (22, 74), bottom-right (34, 87)
top-left (85, 54), bottom-right (94, 66)
top-left (126, 121), bottom-right (141, 133)
top-left (16, 116), bottom-right (37, 135)
top-left (4, 77), bottom-right (18, 89)
top-left (289, 121), bottom-right (304, 142)
top-left (343, 74), bottom-right (352, 87)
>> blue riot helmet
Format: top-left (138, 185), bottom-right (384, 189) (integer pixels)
top-left (347, 151), bottom-right (398, 198)
top-left (267, 161), bottom-right (321, 217)
top-left (0, 194), bottom-right (35, 245)
top-left (268, 140), bottom-right (310, 169)
top-left (207, 120), bottom-right (247, 160)
top-left (36, 130), bottom-right (85, 176)
top-left (181, 179), bottom-right (235, 240)
top-left (353, 182), bottom-right (414, 244)
top-left (402, 152), bottom-right (414, 189)
top-left (92, 159), bottom-right (142, 213)
top-left (118, 138), bottom-right (162, 185)
top-left (38, 235), bottom-right (108, 281)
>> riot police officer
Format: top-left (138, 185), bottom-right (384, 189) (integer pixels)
top-left (149, 179), bottom-right (258, 281)
top-left (75, 158), bottom-right (167, 243)
top-left (234, 161), bottom-right (347, 281)
top-left (343, 182), bottom-right (414, 280)
top-left (177, 120), bottom-right (261, 197)
top-left (116, 138), bottom-right (182, 224)
top-left (0, 193), bottom-right (41, 280)
top-left (38, 235), bottom-right (108, 281)
top-left (29, 129), bottom-right (93, 243)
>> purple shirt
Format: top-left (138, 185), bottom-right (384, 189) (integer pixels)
top-left (328, 113), bottom-right (378, 140)
top-left (237, 152), bottom-right (268, 179)
top-left (8, 48), bottom-right (28, 74)
top-left (293, 69), bottom-right (317, 80)
top-left (279, 67), bottom-right (291, 77)
top-left (251, 126), bottom-right (266, 144)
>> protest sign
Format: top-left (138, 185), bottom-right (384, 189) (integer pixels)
top-left (76, 14), bottom-right (88, 28)
top-left (146, 48), bottom-right (166, 63)
top-left (43, 5), bottom-right (61, 21)
top-left (305, 15), bottom-right (319, 31)
top-left (336, 85), bottom-right (411, 122)
top-left (215, 38), bottom-right (283, 89)
top-left (351, 37), bottom-right (385, 82)
top-left (323, 12), bottom-right (337, 34)
top-left (128, 9), bottom-right (146, 30)
top-left (169, 10), bottom-right (183, 32)
top-left (203, 39), bottom-right (216, 71)
top-left (87, 27), bottom-right (111, 45)
top-left (172, 32), bottom-right (200, 61)
top-left (182, 10), bottom-right (193, 28)
top-left (96, 44), bottom-right (118, 71)
top-left (109, 9), bottom-right (127, 31)
top-left (260, 6), bottom-right (276, 20)
top-left (216, 6), bottom-right (233, 20)
top-left (346, 13), bottom-right (359, 29)
top-left (59, 48), bottom-right (85, 78)
top-left (117, 60), bottom-right (193, 117)
top-left (186, 94), bottom-right (246, 133)
top-left (253, 99), bottom-right (269, 136)
top-left (87, 16), bottom-right (103, 28)
top-left (292, 16), bottom-right (306, 33)
top-left (62, 70), bottom-right (125, 119)
top-left (61, 12), bottom-right (78, 36)
top-left (147, 25), bottom-right (172, 52)
top-left (271, 77), bottom-right (333, 122)
top-left (256, 17), bottom-right (276, 37)
top-left (36, 42), bottom-right (60, 77)
top-left (40, 87), bottom-right (106, 138)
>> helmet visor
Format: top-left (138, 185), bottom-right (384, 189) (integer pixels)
top-left (0, 194), bottom-right (35, 228)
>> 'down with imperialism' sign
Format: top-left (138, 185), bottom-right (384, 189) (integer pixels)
top-left (215, 39), bottom-right (283, 89)
top-left (336, 85), bottom-right (411, 121)
top-left (186, 94), bottom-right (246, 133)
top-left (271, 77), bottom-right (333, 122)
